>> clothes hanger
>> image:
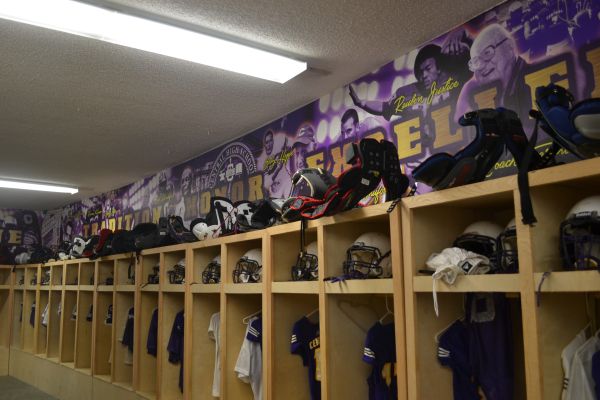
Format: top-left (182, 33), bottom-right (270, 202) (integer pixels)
top-left (305, 308), bottom-right (319, 318)
top-left (379, 295), bottom-right (394, 324)
top-left (242, 309), bottom-right (261, 325)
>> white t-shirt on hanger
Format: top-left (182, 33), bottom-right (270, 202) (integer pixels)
top-left (562, 327), bottom-right (587, 399)
top-left (566, 333), bottom-right (600, 400)
top-left (41, 304), bottom-right (49, 327)
top-left (235, 316), bottom-right (262, 400)
top-left (208, 312), bottom-right (221, 397)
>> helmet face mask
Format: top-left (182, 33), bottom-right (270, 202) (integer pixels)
top-left (167, 259), bottom-right (185, 284)
top-left (454, 233), bottom-right (498, 263)
top-left (233, 249), bottom-right (262, 283)
top-left (147, 263), bottom-right (160, 284)
top-left (342, 243), bottom-right (389, 279)
top-left (202, 256), bottom-right (221, 284)
top-left (497, 225), bottom-right (518, 273)
top-left (292, 252), bottom-right (318, 281)
top-left (453, 221), bottom-right (503, 270)
top-left (560, 213), bottom-right (600, 270)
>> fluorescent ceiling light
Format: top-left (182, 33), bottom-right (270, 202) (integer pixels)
top-left (0, 179), bottom-right (78, 194)
top-left (0, 0), bottom-right (307, 83)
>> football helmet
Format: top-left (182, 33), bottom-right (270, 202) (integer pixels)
top-left (202, 255), bottom-right (221, 284)
top-left (147, 262), bottom-right (160, 284)
top-left (70, 236), bottom-right (86, 258)
top-left (167, 258), bottom-right (186, 284)
top-left (453, 221), bottom-right (502, 268)
top-left (342, 232), bottom-right (392, 279)
top-left (560, 195), bottom-right (600, 270)
top-left (40, 270), bottom-right (51, 286)
top-left (292, 241), bottom-right (318, 281)
top-left (233, 248), bottom-right (262, 283)
top-left (497, 218), bottom-right (518, 273)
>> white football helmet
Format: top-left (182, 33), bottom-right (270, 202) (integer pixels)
top-left (292, 241), bottom-right (318, 281)
top-left (70, 236), bottom-right (86, 258)
top-left (233, 248), bottom-right (262, 283)
top-left (343, 232), bottom-right (392, 278)
top-left (497, 218), bottom-right (518, 272)
top-left (453, 221), bottom-right (503, 268)
top-left (560, 195), bottom-right (600, 270)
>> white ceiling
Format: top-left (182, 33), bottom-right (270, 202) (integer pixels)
top-left (0, 0), bottom-right (501, 210)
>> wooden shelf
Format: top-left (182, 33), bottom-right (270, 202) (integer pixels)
top-left (65, 285), bottom-right (78, 291)
top-left (141, 284), bottom-right (159, 292)
top-left (79, 285), bottom-right (94, 291)
top-left (412, 274), bottom-right (521, 293)
top-left (39, 286), bottom-right (50, 291)
top-left (272, 281), bottom-right (318, 293)
top-left (0, 285), bottom-right (10, 290)
top-left (62, 362), bottom-right (75, 369)
top-left (224, 282), bottom-right (263, 294)
top-left (161, 284), bottom-right (185, 293)
top-left (325, 278), bottom-right (393, 294)
top-left (534, 270), bottom-right (600, 292)
top-left (115, 284), bottom-right (135, 292)
top-left (97, 285), bottom-right (113, 292)
top-left (190, 283), bottom-right (221, 293)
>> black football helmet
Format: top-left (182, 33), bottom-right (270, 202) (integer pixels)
top-left (167, 258), bottom-right (185, 284)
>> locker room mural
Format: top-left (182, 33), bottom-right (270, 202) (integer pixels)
top-left (2, 0), bottom-right (599, 256)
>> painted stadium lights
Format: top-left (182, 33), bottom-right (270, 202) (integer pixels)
top-left (0, 179), bottom-right (78, 194)
top-left (0, 0), bottom-right (307, 83)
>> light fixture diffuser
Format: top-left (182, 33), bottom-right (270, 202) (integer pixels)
top-left (0, 179), bottom-right (78, 194)
top-left (0, 0), bottom-right (307, 83)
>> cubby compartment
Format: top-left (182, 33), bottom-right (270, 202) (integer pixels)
top-left (407, 292), bottom-right (525, 400)
top-left (223, 293), bottom-right (263, 400)
top-left (224, 236), bottom-right (263, 287)
top-left (47, 290), bottom-right (62, 360)
top-left (191, 244), bottom-right (222, 288)
top-left (528, 181), bottom-right (600, 274)
top-left (11, 290), bottom-right (23, 349)
top-left (80, 262), bottom-right (95, 288)
top-left (51, 264), bottom-right (63, 286)
top-left (271, 223), bottom-right (318, 286)
top-left (74, 291), bottom-right (93, 371)
top-left (98, 260), bottom-right (115, 287)
top-left (65, 262), bottom-right (79, 286)
top-left (22, 290), bottom-right (36, 352)
top-left (0, 267), bottom-right (11, 286)
top-left (271, 294), bottom-right (319, 400)
top-left (141, 254), bottom-right (160, 290)
top-left (0, 290), bottom-right (11, 348)
top-left (325, 294), bottom-right (396, 400)
top-left (136, 291), bottom-right (159, 399)
top-left (160, 292), bottom-right (185, 400)
top-left (536, 292), bottom-right (597, 398)
top-left (93, 291), bottom-right (114, 379)
top-left (112, 291), bottom-right (135, 389)
top-left (35, 290), bottom-right (49, 354)
top-left (323, 213), bottom-right (395, 293)
top-left (25, 266), bottom-right (38, 288)
top-left (190, 293), bottom-right (221, 399)
top-left (115, 256), bottom-right (136, 287)
top-left (163, 250), bottom-right (186, 291)
top-left (60, 290), bottom-right (77, 364)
